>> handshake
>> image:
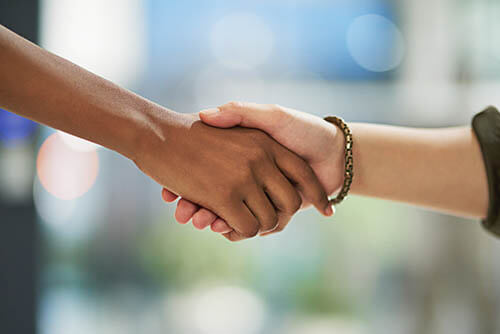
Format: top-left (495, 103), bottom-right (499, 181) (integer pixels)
top-left (3, 24), bottom-right (488, 239)
top-left (0, 26), bottom-right (350, 242)
top-left (136, 102), bottom-right (347, 242)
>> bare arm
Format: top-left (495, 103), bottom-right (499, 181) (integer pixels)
top-left (0, 28), bottom-right (330, 241)
top-left (350, 124), bottom-right (488, 219)
top-left (169, 103), bottom-right (490, 234)
top-left (0, 24), bottom-right (162, 160)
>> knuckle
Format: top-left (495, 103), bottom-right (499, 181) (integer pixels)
top-left (243, 146), bottom-right (271, 171)
top-left (248, 148), bottom-right (269, 166)
top-left (219, 187), bottom-right (245, 205)
top-left (238, 167), bottom-right (256, 185)
top-left (219, 186), bottom-right (240, 202)
top-left (224, 171), bottom-right (255, 196)
top-left (225, 101), bottom-right (243, 109)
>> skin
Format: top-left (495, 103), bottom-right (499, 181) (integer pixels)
top-left (0, 25), bottom-right (333, 242)
top-left (166, 102), bottom-right (489, 235)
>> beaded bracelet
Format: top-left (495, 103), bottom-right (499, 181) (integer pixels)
top-left (324, 116), bottom-right (353, 205)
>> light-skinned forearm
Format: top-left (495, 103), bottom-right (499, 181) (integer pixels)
top-left (163, 103), bottom-right (490, 233)
top-left (349, 123), bottom-right (488, 219)
top-left (0, 25), bottom-right (174, 160)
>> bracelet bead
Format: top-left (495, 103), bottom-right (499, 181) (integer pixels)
top-left (324, 116), bottom-right (354, 206)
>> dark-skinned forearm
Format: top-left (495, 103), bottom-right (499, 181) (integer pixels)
top-left (0, 24), bottom-right (176, 161)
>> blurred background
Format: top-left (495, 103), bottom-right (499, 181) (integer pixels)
top-left (1, 0), bottom-right (500, 333)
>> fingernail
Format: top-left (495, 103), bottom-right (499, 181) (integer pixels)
top-left (325, 205), bottom-right (335, 217)
top-left (200, 108), bottom-right (219, 117)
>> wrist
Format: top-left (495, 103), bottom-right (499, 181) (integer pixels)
top-left (130, 103), bottom-right (194, 165)
top-left (325, 121), bottom-right (347, 196)
top-left (122, 100), bottom-right (172, 161)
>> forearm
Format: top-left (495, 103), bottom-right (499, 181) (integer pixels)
top-left (0, 25), bottom-right (172, 160)
top-left (349, 123), bottom-right (489, 219)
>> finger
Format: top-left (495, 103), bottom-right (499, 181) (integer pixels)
top-left (259, 170), bottom-right (302, 235)
top-left (175, 199), bottom-right (200, 224)
top-left (221, 230), bottom-right (247, 242)
top-left (262, 206), bottom-right (336, 237)
top-left (274, 147), bottom-right (333, 216)
top-left (221, 232), bottom-right (238, 242)
top-left (262, 167), bottom-right (302, 216)
top-left (199, 102), bottom-right (283, 130)
top-left (211, 218), bottom-right (233, 233)
top-left (244, 187), bottom-right (279, 233)
top-left (162, 188), bottom-right (179, 202)
top-left (219, 201), bottom-right (260, 241)
top-left (259, 213), bottom-right (292, 237)
top-left (260, 229), bottom-right (278, 237)
top-left (199, 107), bottom-right (241, 128)
top-left (192, 208), bottom-right (217, 230)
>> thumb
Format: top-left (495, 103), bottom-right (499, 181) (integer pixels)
top-left (199, 102), bottom-right (281, 131)
top-left (199, 107), bottom-right (243, 128)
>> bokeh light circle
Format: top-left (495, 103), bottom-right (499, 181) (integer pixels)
top-left (210, 13), bottom-right (274, 70)
top-left (37, 133), bottom-right (99, 200)
top-left (33, 177), bottom-right (76, 227)
top-left (346, 14), bottom-right (405, 72)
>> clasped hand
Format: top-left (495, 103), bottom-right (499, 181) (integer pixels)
top-left (134, 106), bottom-right (339, 242)
top-left (158, 102), bottom-right (345, 241)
